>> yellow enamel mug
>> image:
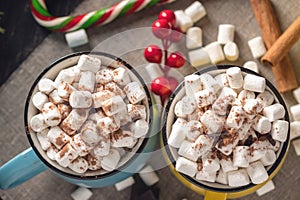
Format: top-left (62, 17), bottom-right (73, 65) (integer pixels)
top-left (160, 65), bottom-right (290, 199)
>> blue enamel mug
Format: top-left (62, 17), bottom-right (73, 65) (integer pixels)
top-left (0, 52), bottom-right (160, 190)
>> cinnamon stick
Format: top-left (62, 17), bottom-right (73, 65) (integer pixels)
top-left (262, 16), bottom-right (300, 66)
top-left (250, 0), bottom-right (298, 92)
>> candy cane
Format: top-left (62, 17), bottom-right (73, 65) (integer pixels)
top-left (30, 0), bottom-right (176, 33)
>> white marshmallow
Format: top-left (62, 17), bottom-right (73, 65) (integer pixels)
top-left (102, 95), bottom-right (126, 116)
top-left (293, 87), bottom-right (300, 104)
top-left (256, 90), bottom-right (274, 107)
top-left (96, 68), bottom-right (113, 84)
top-left (220, 157), bottom-right (238, 173)
top-left (77, 54), bottom-right (101, 73)
top-left (175, 156), bottom-right (198, 177)
top-left (101, 149), bottom-right (121, 171)
top-left (226, 67), bottom-right (243, 89)
top-left (80, 120), bottom-right (101, 146)
top-left (263, 103), bottom-right (285, 122)
top-left (243, 61), bottom-right (259, 73)
top-left (69, 157), bottom-right (89, 174)
top-left (184, 74), bottom-right (202, 97)
top-left (178, 140), bottom-right (200, 162)
top-left (223, 42), bottom-right (239, 61)
top-left (38, 78), bottom-right (55, 94)
top-left (201, 110), bottom-right (225, 133)
top-left (138, 165), bottom-right (160, 186)
top-left (127, 104), bottom-right (146, 121)
top-left (88, 110), bottom-right (105, 124)
top-left (113, 67), bottom-right (131, 87)
top-left (292, 139), bottom-right (300, 156)
top-left (174, 10), bottom-right (193, 32)
top-left (202, 152), bottom-right (220, 172)
top-left (212, 94), bottom-right (235, 116)
top-left (174, 101), bottom-right (187, 118)
top-left (168, 118), bottom-right (187, 148)
top-left (57, 82), bottom-right (77, 99)
top-left (227, 106), bottom-right (245, 129)
top-left (30, 113), bottom-right (49, 132)
top-left (55, 143), bottom-right (78, 167)
top-left (238, 90), bottom-right (255, 104)
top-left (271, 120), bottom-right (289, 142)
top-left (192, 135), bottom-right (213, 157)
top-left (111, 130), bottom-right (137, 148)
top-left (290, 121), bottom-right (300, 140)
top-left (204, 42), bottom-right (225, 64)
top-left (49, 89), bottom-right (65, 104)
top-left (98, 116), bottom-right (120, 135)
top-left (256, 180), bottom-right (275, 196)
top-left (247, 161), bottom-right (268, 185)
top-left (130, 119), bottom-right (149, 138)
top-left (54, 68), bottom-right (76, 86)
top-left (46, 145), bottom-right (59, 160)
top-left (188, 48), bottom-right (211, 68)
top-left (187, 108), bottom-right (204, 121)
top-left (243, 74), bottom-right (266, 93)
top-left (186, 27), bottom-right (203, 49)
top-left (195, 170), bottom-right (216, 183)
top-left (47, 126), bottom-right (71, 149)
top-left (215, 73), bottom-right (229, 88)
top-left (216, 169), bottom-right (228, 185)
top-left (195, 89), bottom-right (217, 108)
top-left (124, 82), bottom-right (146, 104)
top-left (290, 104), bottom-right (300, 121)
top-left (93, 137), bottom-right (110, 157)
top-left (252, 115), bottom-right (271, 134)
top-left (105, 82), bottom-right (126, 99)
top-left (178, 96), bottom-right (196, 116)
top-left (115, 176), bottom-right (135, 191)
top-left (37, 128), bottom-right (51, 150)
top-left (184, 1), bottom-right (206, 23)
top-left (243, 99), bottom-right (263, 117)
top-left (217, 24), bottom-right (235, 44)
top-left (186, 120), bottom-right (204, 142)
top-left (69, 91), bottom-right (92, 108)
top-left (267, 140), bottom-right (281, 152)
top-left (70, 134), bottom-right (92, 156)
top-left (65, 29), bottom-right (89, 48)
top-left (87, 154), bottom-right (102, 170)
top-left (42, 102), bottom-right (62, 126)
top-left (228, 169), bottom-right (250, 187)
top-left (200, 73), bottom-right (222, 92)
top-left (61, 109), bottom-right (89, 133)
top-left (57, 103), bottom-right (72, 119)
top-left (260, 149), bottom-right (276, 166)
top-left (71, 187), bottom-right (93, 200)
top-left (92, 90), bottom-right (114, 108)
top-left (113, 108), bottom-right (132, 126)
top-left (248, 36), bottom-right (267, 58)
top-left (233, 146), bottom-right (250, 168)
top-left (78, 71), bottom-right (96, 92)
top-left (145, 63), bottom-right (164, 81)
top-left (249, 141), bottom-right (267, 162)
top-left (215, 132), bottom-right (239, 156)
top-left (237, 120), bottom-right (253, 140)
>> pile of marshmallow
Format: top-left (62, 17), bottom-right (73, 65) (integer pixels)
top-left (173, 1), bottom-right (265, 73)
top-left (30, 54), bottom-right (149, 174)
top-left (168, 66), bottom-right (289, 187)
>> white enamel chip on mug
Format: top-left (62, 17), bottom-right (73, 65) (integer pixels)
top-left (38, 78), bottom-right (55, 94)
top-left (243, 74), bottom-right (266, 93)
top-left (174, 10), bottom-right (193, 33)
top-left (217, 24), bottom-right (235, 45)
top-left (184, 1), bottom-right (206, 23)
top-left (204, 42), bottom-right (225, 64)
top-left (186, 27), bottom-right (203, 49)
top-left (77, 54), bottom-right (101, 73)
top-left (248, 36), bottom-right (267, 58)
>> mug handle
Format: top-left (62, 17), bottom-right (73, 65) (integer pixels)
top-left (204, 191), bottom-right (227, 200)
top-left (0, 147), bottom-right (47, 190)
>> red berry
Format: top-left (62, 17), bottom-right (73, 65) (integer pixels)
top-left (168, 27), bottom-right (183, 43)
top-left (158, 10), bottom-right (176, 27)
top-left (144, 45), bottom-right (162, 63)
top-left (152, 19), bottom-right (171, 39)
top-left (150, 76), bottom-right (172, 97)
top-left (166, 52), bottom-right (185, 68)
top-left (167, 76), bottom-right (179, 92)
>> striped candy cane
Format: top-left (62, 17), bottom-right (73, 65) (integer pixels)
top-left (30, 0), bottom-right (176, 32)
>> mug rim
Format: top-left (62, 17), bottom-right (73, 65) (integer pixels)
top-left (161, 64), bottom-right (290, 193)
top-left (24, 51), bottom-right (153, 180)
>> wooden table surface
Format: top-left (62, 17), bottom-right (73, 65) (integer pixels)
top-left (1, 0), bottom-right (300, 199)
